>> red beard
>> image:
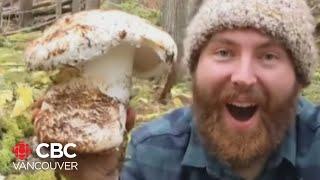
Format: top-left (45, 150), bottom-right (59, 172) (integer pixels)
top-left (192, 80), bottom-right (299, 169)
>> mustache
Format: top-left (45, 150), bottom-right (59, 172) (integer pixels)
top-left (194, 82), bottom-right (268, 109)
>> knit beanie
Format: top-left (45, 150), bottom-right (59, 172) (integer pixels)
top-left (183, 0), bottom-right (319, 86)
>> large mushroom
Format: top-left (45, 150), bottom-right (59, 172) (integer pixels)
top-left (25, 10), bottom-right (177, 153)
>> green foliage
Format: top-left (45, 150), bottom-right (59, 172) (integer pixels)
top-left (315, 70), bottom-right (320, 81)
top-left (6, 170), bottom-right (57, 180)
top-left (303, 69), bottom-right (320, 103)
top-left (0, 115), bottom-right (33, 174)
top-left (0, 117), bottom-right (23, 174)
top-left (15, 115), bottom-right (34, 138)
top-left (0, 32), bottom-right (42, 50)
top-left (101, 0), bottom-right (161, 25)
top-left (0, 149), bottom-right (14, 174)
top-left (120, 0), bottom-right (160, 25)
top-left (0, 32), bottom-right (51, 176)
top-left (0, 48), bottom-right (24, 68)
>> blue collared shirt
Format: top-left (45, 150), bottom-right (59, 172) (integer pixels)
top-left (121, 98), bottom-right (320, 180)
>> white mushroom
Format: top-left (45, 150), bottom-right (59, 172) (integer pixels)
top-left (25, 10), bottom-right (177, 153)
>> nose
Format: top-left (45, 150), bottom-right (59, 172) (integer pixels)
top-left (231, 60), bottom-right (257, 91)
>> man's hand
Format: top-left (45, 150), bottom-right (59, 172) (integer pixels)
top-left (57, 149), bottom-right (121, 180)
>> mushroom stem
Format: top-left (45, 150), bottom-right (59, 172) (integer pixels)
top-left (82, 43), bottom-right (136, 104)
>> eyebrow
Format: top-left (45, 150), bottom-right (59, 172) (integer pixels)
top-left (210, 36), bottom-right (284, 49)
top-left (209, 37), bottom-right (238, 46)
top-left (256, 41), bottom-right (284, 49)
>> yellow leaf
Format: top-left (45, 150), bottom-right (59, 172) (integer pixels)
top-left (138, 98), bottom-right (148, 103)
top-left (31, 71), bottom-right (51, 84)
top-left (11, 84), bottom-right (33, 117)
top-left (127, 133), bottom-right (131, 143)
top-left (172, 97), bottom-right (183, 107)
top-left (139, 112), bottom-right (162, 120)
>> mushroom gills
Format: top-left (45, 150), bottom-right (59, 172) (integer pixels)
top-left (82, 43), bottom-right (135, 104)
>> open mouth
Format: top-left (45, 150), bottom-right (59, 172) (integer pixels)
top-left (226, 103), bottom-right (258, 122)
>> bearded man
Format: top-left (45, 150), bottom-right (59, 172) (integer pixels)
top-left (121, 0), bottom-right (320, 179)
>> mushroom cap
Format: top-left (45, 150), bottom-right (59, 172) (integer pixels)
top-left (24, 10), bottom-right (177, 78)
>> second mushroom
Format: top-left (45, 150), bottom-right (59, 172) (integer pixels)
top-left (25, 10), bottom-right (177, 153)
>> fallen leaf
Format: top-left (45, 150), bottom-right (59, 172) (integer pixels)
top-left (11, 84), bottom-right (33, 117)
top-left (172, 97), bottom-right (183, 107)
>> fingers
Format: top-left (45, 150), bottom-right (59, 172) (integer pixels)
top-left (31, 109), bottom-right (41, 122)
top-left (57, 150), bottom-right (120, 180)
top-left (126, 107), bottom-right (136, 131)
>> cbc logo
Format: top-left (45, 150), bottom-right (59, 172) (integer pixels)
top-left (36, 143), bottom-right (77, 159)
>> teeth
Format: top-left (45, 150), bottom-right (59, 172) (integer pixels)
top-left (230, 103), bottom-right (256, 108)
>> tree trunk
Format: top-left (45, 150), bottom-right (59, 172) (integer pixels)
top-left (56, 0), bottom-right (62, 18)
top-left (72, 0), bottom-right (81, 13)
top-left (187, 0), bottom-right (203, 22)
top-left (19, 0), bottom-right (33, 27)
top-left (159, 0), bottom-right (203, 102)
top-left (2, 0), bottom-right (18, 8)
top-left (85, 0), bottom-right (100, 10)
top-left (0, 1), bottom-right (2, 32)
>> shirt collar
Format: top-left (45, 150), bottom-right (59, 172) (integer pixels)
top-left (269, 121), bottom-right (297, 168)
top-left (181, 116), bottom-right (231, 178)
top-left (181, 117), bottom-right (207, 168)
top-left (268, 97), bottom-right (308, 168)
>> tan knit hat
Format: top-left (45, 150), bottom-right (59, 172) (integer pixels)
top-left (183, 0), bottom-right (319, 86)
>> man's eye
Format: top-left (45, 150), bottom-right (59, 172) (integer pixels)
top-left (262, 53), bottom-right (279, 62)
top-left (214, 49), bottom-right (232, 59)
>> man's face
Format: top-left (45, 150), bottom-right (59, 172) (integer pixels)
top-left (193, 28), bottom-right (301, 168)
